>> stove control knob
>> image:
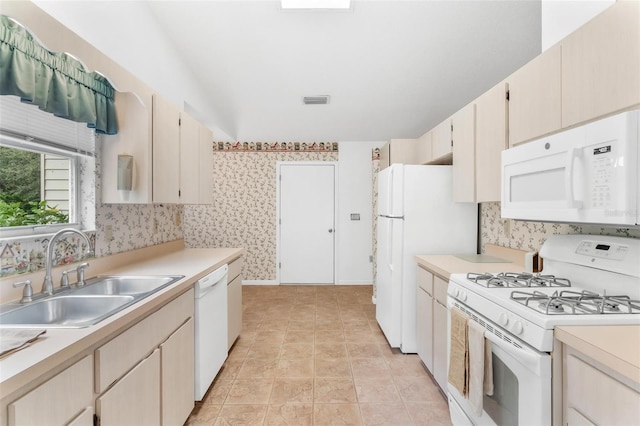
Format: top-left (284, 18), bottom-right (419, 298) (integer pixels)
top-left (499, 313), bottom-right (509, 326)
top-left (512, 321), bottom-right (524, 335)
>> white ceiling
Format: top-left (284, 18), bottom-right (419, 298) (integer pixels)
top-left (33, 0), bottom-right (542, 143)
top-left (142, 1), bottom-right (541, 142)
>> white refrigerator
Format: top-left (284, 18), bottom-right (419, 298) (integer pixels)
top-left (376, 164), bottom-right (477, 353)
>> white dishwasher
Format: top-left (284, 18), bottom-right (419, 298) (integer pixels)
top-left (194, 264), bottom-right (228, 401)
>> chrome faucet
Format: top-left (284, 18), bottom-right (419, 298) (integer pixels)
top-left (42, 228), bottom-right (93, 296)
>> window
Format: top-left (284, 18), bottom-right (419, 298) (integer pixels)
top-left (0, 95), bottom-right (95, 237)
top-left (0, 144), bottom-right (76, 227)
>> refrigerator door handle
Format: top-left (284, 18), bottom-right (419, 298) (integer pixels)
top-left (387, 221), bottom-right (394, 271)
top-left (387, 166), bottom-right (394, 215)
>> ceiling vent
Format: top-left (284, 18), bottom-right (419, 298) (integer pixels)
top-left (303, 96), bottom-right (330, 105)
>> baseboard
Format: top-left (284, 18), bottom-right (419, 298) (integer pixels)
top-left (336, 280), bottom-right (373, 285)
top-left (242, 280), bottom-right (278, 286)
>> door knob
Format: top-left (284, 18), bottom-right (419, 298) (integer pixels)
top-left (328, 229), bottom-right (334, 233)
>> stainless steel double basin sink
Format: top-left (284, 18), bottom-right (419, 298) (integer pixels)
top-left (0, 275), bottom-right (184, 328)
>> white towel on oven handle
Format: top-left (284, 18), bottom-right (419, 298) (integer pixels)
top-left (484, 335), bottom-right (494, 397)
top-left (468, 320), bottom-right (491, 416)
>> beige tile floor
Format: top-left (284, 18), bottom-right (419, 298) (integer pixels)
top-left (187, 285), bottom-right (451, 426)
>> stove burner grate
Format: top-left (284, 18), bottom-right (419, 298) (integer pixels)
top-left (511, 289), bottom-right (640, 315)
top-left (466, 272), bottom-right (572, 288)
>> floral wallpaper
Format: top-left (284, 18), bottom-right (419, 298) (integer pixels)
top-left (479, 201), bottom-right (640, 253)
top-left (183, 149), bottom-right (339, 281)
top-left (1, 138), bottom-right (183, 278)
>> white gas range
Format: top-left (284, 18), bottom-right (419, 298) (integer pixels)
top-left (446, 234), bottom-right (640, 426)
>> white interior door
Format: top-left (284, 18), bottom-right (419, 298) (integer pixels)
top-left (279, 163), bottom-right (335, 284)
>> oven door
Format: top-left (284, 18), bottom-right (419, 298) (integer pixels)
top-left (448, 303), bottom-right (552, 426)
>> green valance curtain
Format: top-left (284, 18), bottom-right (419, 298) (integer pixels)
top-left (0, 15), bottom-right (117, 135)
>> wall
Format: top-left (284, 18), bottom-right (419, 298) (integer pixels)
top-left (0, 142), bottom-right (183, 278)
top-left (183, 149), bottom-right (337, 282)
top-left (337, 141), bottom-right (385, 284)
top-left (30, 0), bottom-right (232, 140)
top-left (541, 0), bottom-right (614, 51)
top-left (479, 202), bottom-right (640, 253)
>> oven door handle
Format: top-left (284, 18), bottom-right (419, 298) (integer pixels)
top-left (483, 330), bottom-right (545, 375)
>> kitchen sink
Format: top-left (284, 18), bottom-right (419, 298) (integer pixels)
top-left (0, 275), bottom-right (185, 328)
top-left (0, 295), bottom-right (135, 328)
top-left (75, 275), bottom-right (184, 296)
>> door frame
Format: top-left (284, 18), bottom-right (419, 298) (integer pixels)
top-left (276, 161), bottom-right (339, 285)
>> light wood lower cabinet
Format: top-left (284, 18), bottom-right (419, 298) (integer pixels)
top-left (7, 355), bottom-right (93, 426)
top-left (228, 275), bottom-right (242, 350)
top-left (416, 266), bottom-right (434, 371)
top-left (161, 318), bottom-right (194, 426)
top-left (228, 256), bottom-right (243, 350)
top-left (432, 297), bottom-right (449, 391)
top-left (94, 289), bottom-right (194, 426)
top-left (416, 265), bottom-right (449, 393)
top-left (563, 347), bottom-right (640, 425)
top-left (97, 349), bottom-right (161, 426)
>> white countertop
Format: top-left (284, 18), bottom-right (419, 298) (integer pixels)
top-left (0, 244), bottom-right (243, 400)
top-left (415, 254), bottom-right (523, 280)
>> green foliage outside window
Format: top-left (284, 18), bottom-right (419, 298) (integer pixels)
top-left (0, 146), bottom-right (69, 227)
top-left (0, 199), bottom-right (68, 227)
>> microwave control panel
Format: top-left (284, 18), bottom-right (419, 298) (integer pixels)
top-left (576, 240), bottom-right (628, 261)
top-left (589, 144), bottom-right (615, 209)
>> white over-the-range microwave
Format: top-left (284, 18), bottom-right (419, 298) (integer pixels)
top-left (502, 110), bottom-right (639, 227)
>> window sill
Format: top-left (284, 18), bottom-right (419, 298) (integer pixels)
top-left (0, 223), bottom-right (82, 240)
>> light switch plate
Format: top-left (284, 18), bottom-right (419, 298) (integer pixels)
top-left (350, 213), bottom-right (360, 221)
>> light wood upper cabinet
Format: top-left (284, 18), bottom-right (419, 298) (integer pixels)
top-left (152, 94), bottom-right (213, 204)
top-left (508, 44), bottom-right (562, 147)
top-left (431, 118), bottom-right (452, 162)
top-left (561, 1), bottom-right (640, 129)
top-left (199, 126), bottom-right (214, 205)
top-left (8, 355), bottom-right (93, 426)
top-left (101, 91), bottom-right (153, 204)
top-left (152, 94), bottom-right (181, 203)
top-left (379, 139), bottom-right (419, 170)
top-left (178, 111), bottom-right (200, 204)
top-left (379, 142), bottom-right (391, 170)
top-left (475, 81), bottom-right (508, 202)
top-left (451, 103), bottom-right (476, 202)
top-left (416, 131), bottom-right (432, 165)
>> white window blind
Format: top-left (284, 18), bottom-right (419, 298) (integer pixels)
top-left (0, 95), bottom-right (95, 156)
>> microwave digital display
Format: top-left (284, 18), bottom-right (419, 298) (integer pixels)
top-left (593, 145), bottom-right (612, 155)
top-left (595, 244), bottom-right (610, 251)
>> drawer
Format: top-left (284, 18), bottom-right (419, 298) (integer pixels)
top-left (95, 289), bottom-right (194, 393)
top-left (228, 256), bottom-right (243, 281)
top-left (417, 266), bottom-right (433, 295)
top-left (433, 275), bottom-right (449, 305)
top-left (8, 355), bottom-right (93, 426)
